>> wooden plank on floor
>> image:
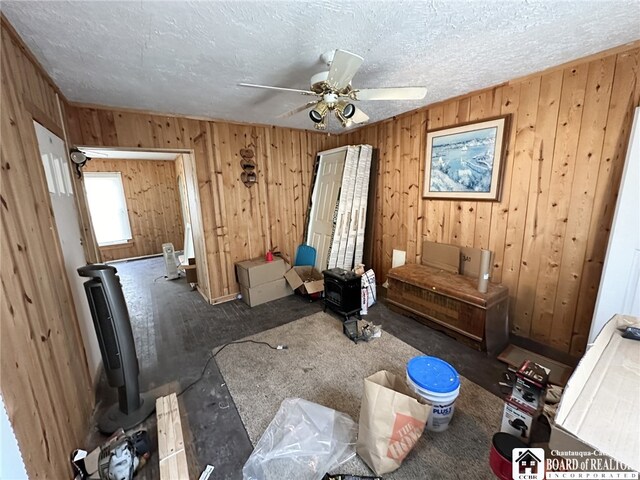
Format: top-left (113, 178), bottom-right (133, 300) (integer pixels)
top-left (157, 393), bottom-right (190, 480)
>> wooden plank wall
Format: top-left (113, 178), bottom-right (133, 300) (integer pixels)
top-left (0, 20), bottom-right (93, 479)
top-left (84, 159), bottom-right (184, 261)
top-left (342, 46), bottom-right (640, 356)
top-left (65, 107), bottom-right (338, 301)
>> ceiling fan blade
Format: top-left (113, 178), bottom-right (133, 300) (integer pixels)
top-left (355, 87), bottom-right (427, 101)
top-left (238, 83), bottom-right (316, 96)
top-left (327, 49), bottom-right (364, 91)
top-left (349, 106), bottom-right (369, 124)
top-left (277, 101), bottom-right (318, 119)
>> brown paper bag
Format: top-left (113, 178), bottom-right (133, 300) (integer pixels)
top-left (356, 370), bottom-right (430, 475)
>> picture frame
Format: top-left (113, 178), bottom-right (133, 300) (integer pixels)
top-left (423, 115), bottom-right (510, 200)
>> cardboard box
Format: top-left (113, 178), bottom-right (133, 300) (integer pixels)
top-left (239, 278), bottom-right (292, 307)
top-left (500, 359), bottom-right (550, 445)
top-left (512, 377), bottom-right (544, 412)
top-left (183, 265), bottom-right (197, 283)
top-left (179, 257), bottom-right (197, 283)
top-left (236, 257), bottom-right (287, 288)
top-left (459, 246), bottom-right (483, 277)
top-left (517, 359), bottom-right (550, 387)
top-left (284, 266), bottom-right (324, 295)
top-left (421, 241), bottom-right (459, 274)
top-left (550, 314), bottom-right (640, 472)
top-left (510, 360), bottom-right (549, 412)
top-left (501, 398), bottom-right (534, 443)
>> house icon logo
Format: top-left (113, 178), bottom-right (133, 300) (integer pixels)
top-left (512, 448), bottom-right (545, 480)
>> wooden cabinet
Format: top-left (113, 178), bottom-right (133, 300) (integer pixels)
top-left (387, 264), bottom-right (509, 354)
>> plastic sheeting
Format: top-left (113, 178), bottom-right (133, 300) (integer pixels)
top-left (243, 398), bottom-right (357, 480)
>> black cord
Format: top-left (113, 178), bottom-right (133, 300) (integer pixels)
top-left (176, 340), bottom-right (280, 397)
top-left (153, 271), bottom-right (185, 283)
top-left (124, 340), bottom-right (280, 428)
top-left (176, 353), bottom-right (215, 398)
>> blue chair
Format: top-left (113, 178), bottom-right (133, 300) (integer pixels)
top-left (294, 244), bottom-right (316, 267)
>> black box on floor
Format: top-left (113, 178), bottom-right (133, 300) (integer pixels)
top-left (323, 268), bottom-right (361, 317)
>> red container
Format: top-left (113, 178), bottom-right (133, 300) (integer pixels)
top-left (490, 432), bottom-right (527, 479)
top-left (265, 251), bottom-right (274, 262)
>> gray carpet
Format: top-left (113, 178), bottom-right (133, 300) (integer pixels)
top-left (216, 312), bottom-right (502, 479)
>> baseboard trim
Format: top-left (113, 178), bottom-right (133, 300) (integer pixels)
top-left (210, 293), bottom-right (238, 305)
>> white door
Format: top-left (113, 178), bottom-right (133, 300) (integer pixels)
top-left (33, 121), bottom-right (101, 379)
top-left (589, 107), bottom-right (640, 343)
top-left (306, 148), bottom-right (348, 270)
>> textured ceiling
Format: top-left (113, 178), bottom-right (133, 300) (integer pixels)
top-left (3, 1), bottom-right (639, 132)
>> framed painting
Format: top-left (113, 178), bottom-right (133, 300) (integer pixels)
top-left (423, 115), bottom-right (509, 200)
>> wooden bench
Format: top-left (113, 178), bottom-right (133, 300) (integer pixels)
top-left (387, 264), bottom-right (509, 354)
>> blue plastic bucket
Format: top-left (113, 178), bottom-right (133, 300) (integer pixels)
top-left (406, 356), bottom-right (461, 432)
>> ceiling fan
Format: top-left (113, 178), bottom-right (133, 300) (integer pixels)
top-left (239, 49), bottom-right (427, 130)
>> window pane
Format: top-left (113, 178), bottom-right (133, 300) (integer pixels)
top-left (84, 172), bottom-right (132, 246)
top-left (41, 153), bottom-right (56, 193)
top-left (52, 155), bottom-right (65, 194)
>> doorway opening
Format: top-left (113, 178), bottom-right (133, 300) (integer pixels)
top-left (76, 146), bottom-right (209, 301)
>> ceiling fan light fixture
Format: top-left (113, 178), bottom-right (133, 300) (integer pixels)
top-left (342, 103), bottom-right (356, 119)
top-left (309, 109), bottom-right (323, 123)
top-left (314, 114), bottom-right (328, 130)
top-left (309, 101), bottom-right (329, 123)
top-left (240, 49), bottom-right (425, 130)
top-left (335, 102), bottom-right (356, 127)
top-left (323, 92), bottom-right (339, 105)
top-left (336, 114), bottom-right (351, 129)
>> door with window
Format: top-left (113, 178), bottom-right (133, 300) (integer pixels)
top-left (33, 121), bottom-right (101, 377)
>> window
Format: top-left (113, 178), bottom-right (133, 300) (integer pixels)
top-left (84, 172), bottom-right (133, 246)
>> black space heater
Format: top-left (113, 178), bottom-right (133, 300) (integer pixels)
top-left (78, 264), bottom-right (155, 434)
top-left (322, 268), bottom-right (362, 320)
